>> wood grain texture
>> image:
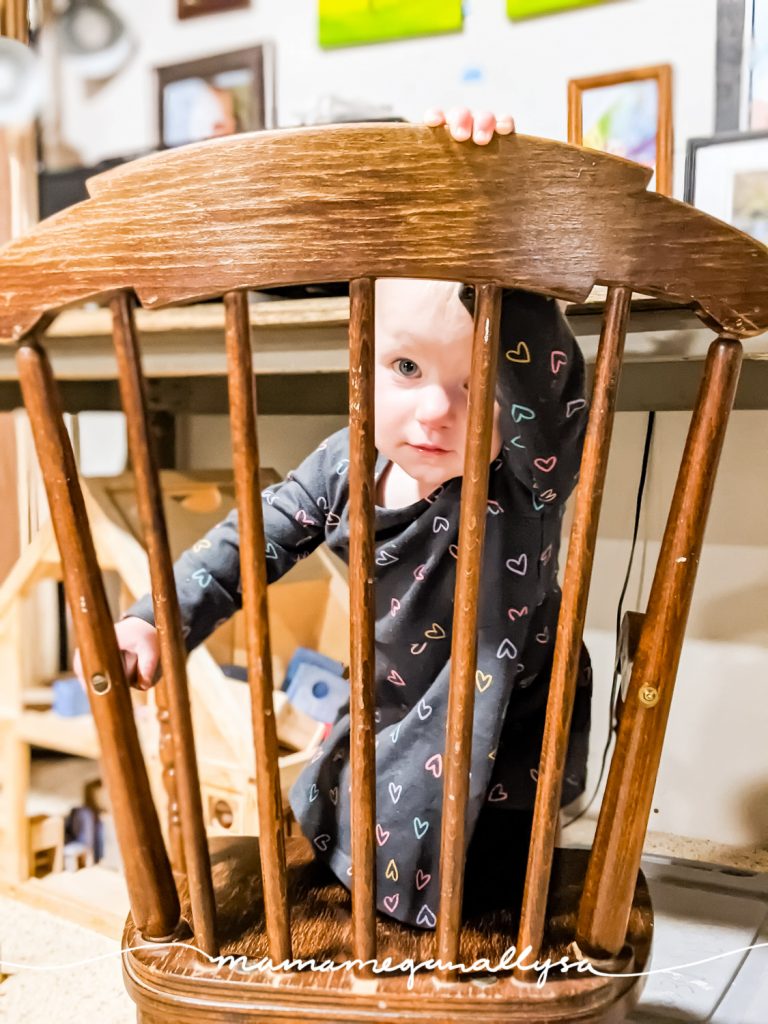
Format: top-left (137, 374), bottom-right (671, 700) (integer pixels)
top-left (122, 835), bottom-right (652, 1023)
top-left (1, 126), bottom-right (768, 340)
top-left (223, 290), bottom-right (291, 963)
top-left (15, 340), bottom-right (180, 939)
top-left (436, 284), bottom-right (502, 973)
top-left (515, 287), bottom-right (631, 972)
top-left (346, 278), bottom-right (377, 964)
top-left (576, 338), bottom-right (744, 956)
top-left (111, 293), bottom-right (218, 957)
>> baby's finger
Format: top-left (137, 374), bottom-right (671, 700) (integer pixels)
top-left (423, 107), bottom-right (445, 127)
top-left (495, 114), bottom-right (516, 136)
top-left (446, 106), bottom-right (472, 142)
top-left (472, 110), bottom-right (497, 145)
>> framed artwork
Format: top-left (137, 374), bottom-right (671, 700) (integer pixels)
top-left (568, 64), bottom-right (673, 195)
top-left (318, 0), bottom-right (463, 49)
top-left (685, 131), bottom-right (768, 244)
top-left (177, 0), bottom-right (250, 18)
top-left (156, 47), bottom-right (266, 149)
top-left (507, 0), bottom-right (609, 18)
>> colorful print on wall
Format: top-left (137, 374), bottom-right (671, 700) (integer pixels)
top-left (318, 0), bottom-right (463, 49)
top-left (507, 0), bottom-right (608, 19)
top-left (568, 65), bottom-right (673, 196)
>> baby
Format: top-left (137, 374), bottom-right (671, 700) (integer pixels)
top-left (84, 110), bottom-right (593, 928)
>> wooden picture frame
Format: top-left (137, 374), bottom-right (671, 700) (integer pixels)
top-left (568, 63), bottom-right (673, 196)
top-left (685, 130), bottom-right (768, 244)
top-left (156, 46), bottom-right (266, 150)
top-left (177, 0), bottom-right (250, 19)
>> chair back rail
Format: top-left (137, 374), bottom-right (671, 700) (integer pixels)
top-left (111, 291), bottom-right (218, 957)
top-left (576, 336), bottom-right (743, 957)
top-left (347, 277), bottom-right (378, 964)
top-left (436, 283), bottom-right (502, 974)
top-left (223, 289), bottom-right (291, 964)
top-left (515, 284), bottom-right (632, 973)
top-left (1, 125), bottom-right (764, 990)
top-left (15, 339), bottom-right (181, 940)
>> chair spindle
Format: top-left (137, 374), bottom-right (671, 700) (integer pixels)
top-left (223, 289), bottom-right (292, 964)
top-left (111, 292), bottom-right (219, 957)
top-left (15, 339), bottom-right (180, 940)
top-left (347, 277), bottom-right (378, 964)
top-left (436, 283), bottom-right (502, 972)
top-left (576, 337), bottom-right (743, 957)
top-left (515, 285), bottom-right (632, 970)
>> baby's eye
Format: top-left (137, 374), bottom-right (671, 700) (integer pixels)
top-left (394, 358), bottom-right (420, 378)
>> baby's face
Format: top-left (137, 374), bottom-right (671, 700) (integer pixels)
top-left (373, 278), bottom-right (502, 493)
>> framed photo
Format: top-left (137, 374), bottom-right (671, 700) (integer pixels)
top-left (318, 0), bottom-right (462, 49)
top-left (507, 0), bottom-right (608, 18)
top-left (685, 131), bottom-right (768, 244)
top-left (156, 47), bottom-right (266, 149)
top-left (568, 64), bottom-right (673, 195)
top-left (177, 0), bottom-right (250, 18)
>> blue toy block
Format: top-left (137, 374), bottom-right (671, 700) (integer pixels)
top-left (52, 676), bottom-right (91, 717)
top-left (283, 654), bottom-right (349, 724)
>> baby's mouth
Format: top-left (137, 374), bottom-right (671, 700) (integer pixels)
top-left (409, 443), bottom-right (450, 455)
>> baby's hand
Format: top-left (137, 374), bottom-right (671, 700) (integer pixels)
top-left (73, 616), bottom-right (161, 692)
top-left (424, 107), bottom-right (516, 145)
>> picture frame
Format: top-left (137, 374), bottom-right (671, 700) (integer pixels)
top-left (568, 63), bottom-right (673, 196)
top-left (685, 130), bottom-right (768, 244)
top-left (156, 46), bottom-right (267, 150)
top-left (177, 0), bottom-right (250, 19)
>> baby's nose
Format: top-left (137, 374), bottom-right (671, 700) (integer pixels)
top-left (416, 386), bottom-right (452, 424)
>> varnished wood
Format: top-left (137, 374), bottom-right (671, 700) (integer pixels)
top-left (14, 340), bottom-right (180, 939)
top-left (568, 64), bottom-right (673, 196)
top-left (577, 338), bottom-right (744, 956)
top-left (437, 284), bottom-right (502, 972)
top-left (346, 278), bottom-right (377, 964)
top-left (111, 292), bottom-right (218, 956)
top-left (1, 126), bottom-right (767, 340)
top-left (123, 836), bottom-right (652, 1023)
top-left (516, 287), bottom-right (632, 972)
top-left (223, 289), bottom-right (291, 963)
top-left (154, 677), bottom-right (186, 873)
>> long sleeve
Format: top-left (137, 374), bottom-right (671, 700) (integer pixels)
top-left (484, 288), bottom-right (589, 509)
top-left (124, 438), bottom-right (334, 651)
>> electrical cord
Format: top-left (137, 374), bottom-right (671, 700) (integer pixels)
top-left (563, 409), bottom-right (656, 828)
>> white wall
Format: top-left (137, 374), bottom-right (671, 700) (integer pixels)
top-left (65, 0), bottom-right (768, 852)
top-left (60, 0), bottom-right (718, 199)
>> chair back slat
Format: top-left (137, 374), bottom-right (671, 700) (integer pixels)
top-left (110, 291), bottom-right (218, 957)
top-left (576, 336), bottom-right (743, 957)
top-left (515, 285), bottom-right (631, 968)
top-left (15, 339), bottom-right (181, 939)
top-left (223, 289), bottom-right (291, 963)
top-left (436, 283), bottom-right (502, 970)
top-left (347, 278), bottom-right (378, 963)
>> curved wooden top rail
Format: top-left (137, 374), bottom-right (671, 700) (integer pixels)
top-left (1, 123), bottom-right (767, 342)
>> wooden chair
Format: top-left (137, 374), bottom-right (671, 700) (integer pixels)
top-left (1, 124), bottom-right (765, 1023)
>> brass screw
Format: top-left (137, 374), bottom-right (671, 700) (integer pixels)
top-left (90, 672), bottom-right (111, 695)
top-left (639, 685), bottom-right (659, 707)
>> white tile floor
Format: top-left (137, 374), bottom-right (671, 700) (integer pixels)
top-left (1, 854), bottom-right (766, 1023)
top-left (627, 856), bottom-right (768, 1023)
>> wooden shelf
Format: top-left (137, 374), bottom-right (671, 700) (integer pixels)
top-left (0, 293), bottom-right (766, 412)
top-left (14, 711), bottom-right (100, 760)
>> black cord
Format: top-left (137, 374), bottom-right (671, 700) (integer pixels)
top-left (563, 409), bottom-right (656, 828)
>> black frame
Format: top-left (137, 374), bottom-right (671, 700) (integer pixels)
top-left (684, 129), bottom-right (768, 233)
top-left (156, 46), bottom-right (266, 150)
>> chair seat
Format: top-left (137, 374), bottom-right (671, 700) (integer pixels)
top-left (122, 835), bottom-right (652, 1023)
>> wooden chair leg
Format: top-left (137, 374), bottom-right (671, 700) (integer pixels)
top-left (576, 337), bottom-right (743, 957)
